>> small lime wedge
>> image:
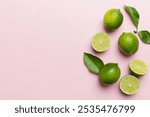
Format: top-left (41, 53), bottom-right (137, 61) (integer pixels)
top-left (129, 59), bottom-right (148, 76)
top-left (92, 32), bottom-right (110, 52)
top-left (120, 75), bottom-right (140, 95)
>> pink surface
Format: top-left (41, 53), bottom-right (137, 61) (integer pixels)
top-left (0, 0), bottom-right (150, 99)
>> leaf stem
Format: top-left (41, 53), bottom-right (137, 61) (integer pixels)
top-left (133, 28), bottom-right (138, 34)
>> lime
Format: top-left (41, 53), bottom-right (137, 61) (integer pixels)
top-left (91, 32), bottom-right (110, 52)
top-left (99, 63), bottom-right (121, 85)
top-left (104, 9), bottom-right (123, 31)
top-left (118, 32), bottom-right (139, 55)
top-left (129, 59), bottom-right (148, 76)
top-left (120, 75), bottom-right (140, 95)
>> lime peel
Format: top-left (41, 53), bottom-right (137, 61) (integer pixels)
top-left (99, 63), bottom-right (121, 85)
top-left (104, 8), bottom-right (123, 31)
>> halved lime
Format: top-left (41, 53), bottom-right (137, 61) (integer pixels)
top-left (129, 59), bottom-right (148, 76)
top-left (92, 32), bottom-right (110, 52)
top-left (120, 75), bottom-right (140, 95)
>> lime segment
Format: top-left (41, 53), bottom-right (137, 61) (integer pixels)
top-left (92, 32), bottom-right (110, 52)
top-left (129, 59), bottom-right (148, 75)
top-left (120, 75), bottom-right (140, 95)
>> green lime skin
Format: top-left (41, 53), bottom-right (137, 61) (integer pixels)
top-left (118, 32), bottom-right (139, 55)
top-left (104, 9), bottom-right (123, 31)
top-left (99, 63), bottom-right (121, 85)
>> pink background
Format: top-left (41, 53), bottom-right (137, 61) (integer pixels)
top-left (0, 0), bottom-right (150, 99)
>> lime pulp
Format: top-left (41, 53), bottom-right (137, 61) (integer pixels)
top-left (92, 32), bottom-right (110, 52)
top-left (129, 59), bottom-right (148, 75)
top-left (120, 75), bottom-right (140, 95)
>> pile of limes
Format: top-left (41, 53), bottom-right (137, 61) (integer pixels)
top-left (84, 7), bottom-right (148, 95)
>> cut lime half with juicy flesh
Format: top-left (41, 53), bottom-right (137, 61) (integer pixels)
top-left (120, 75), bottom-right (140, 95)
top-left (92, 32), bottom-right (110, 52)
top-left (129, 59), bottom-right (148, 76)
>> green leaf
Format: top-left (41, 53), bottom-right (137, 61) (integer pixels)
top-left (124, 5), bottom-right (140, 28)
top-left (83, 52), bottom-right (104, 74)
top-left (138, 30), bottom-right (150, 44)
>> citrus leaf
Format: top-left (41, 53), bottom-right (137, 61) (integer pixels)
top-left (83, 52), bottom-right (104, 74)
top-left (138, 30), bottom-right (150, 44)
top-left (124, 5), bottom-right (140, 28)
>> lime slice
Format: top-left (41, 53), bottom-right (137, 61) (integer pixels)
top-left (129, 59), bottom-right (148, 76)
top-left (92, 32), bottom-right (110, 52)
top-left (120, 75), bottom-right (140, 95)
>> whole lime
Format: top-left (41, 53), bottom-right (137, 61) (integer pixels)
top-left (99, 63), bottom-right (121, 85)
top-left (104, 9), bottom-right (123, 31)
top-left (118, 32), bottom-right (139, 55)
